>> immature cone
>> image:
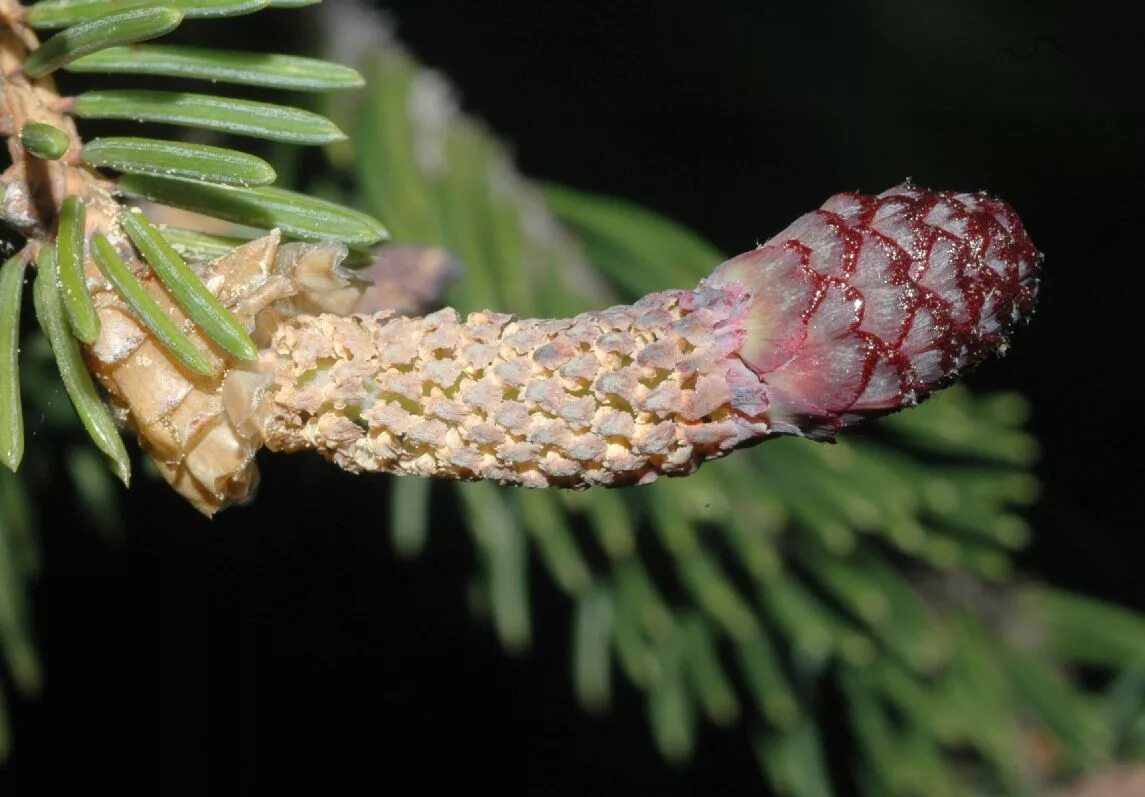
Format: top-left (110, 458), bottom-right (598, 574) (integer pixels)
top-left (252, 184), bottom-right (1040, 489)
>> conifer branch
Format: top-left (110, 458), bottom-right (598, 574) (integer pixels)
top-left (0, 4), bottom-right (1140, 795)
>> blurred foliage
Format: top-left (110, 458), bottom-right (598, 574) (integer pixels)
top-left (313, 14), bottom-right (1145, 795)
top-left (0, 332), bottom-right (122, 756)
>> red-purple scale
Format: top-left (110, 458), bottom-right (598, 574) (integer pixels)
top-left (702, 183), bottom-right (1040, 439)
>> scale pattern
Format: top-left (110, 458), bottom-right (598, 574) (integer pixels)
top-left (708, 183), bottom-right (1041, 436)
top-left (256, 184), bottom-right (1040, 487)
top-left (259, 284), bottom-right (770, 486)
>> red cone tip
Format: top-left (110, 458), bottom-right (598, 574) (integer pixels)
top-left (704, 183), bottom-right (1041, 438)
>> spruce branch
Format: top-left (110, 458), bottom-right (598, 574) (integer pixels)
top-left (0, 0), bottom-right (1040, 515)
top-left (0, 3), bottom-right (1139, 795)
top-left (0, 0), bottom-right (389, 510)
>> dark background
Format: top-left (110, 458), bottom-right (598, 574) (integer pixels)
top-left (2, 1), bottom-right (1143, 794)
